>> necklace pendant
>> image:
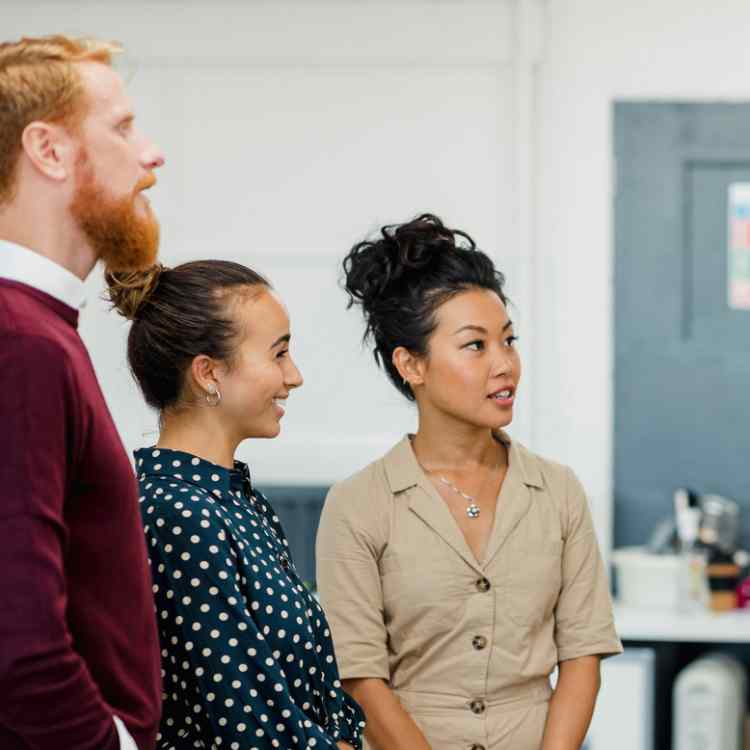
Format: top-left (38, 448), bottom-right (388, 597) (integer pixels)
top-left (466, 503), bottom-right (481, 519)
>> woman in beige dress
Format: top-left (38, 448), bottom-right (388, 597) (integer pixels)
top-left (315, 214), bottom-right (622, 750)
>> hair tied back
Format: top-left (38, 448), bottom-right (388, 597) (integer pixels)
top-left (105, 263), bottom-right (165, 320)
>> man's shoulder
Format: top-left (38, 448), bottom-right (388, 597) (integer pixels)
top-left (0, 280), bottom-right (77, 334)
top-left (1, 288), bottom-right (83, 368)
top-left (0, 326), bottom-right (76, 376)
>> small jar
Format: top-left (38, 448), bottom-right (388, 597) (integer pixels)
top-left (706, 561), bottom-right (740, 612)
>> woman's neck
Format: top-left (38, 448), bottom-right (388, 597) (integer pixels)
top-left (156, 411), bottom-right (238, 469)
top-left (410, 410), bottom-right (506, 474)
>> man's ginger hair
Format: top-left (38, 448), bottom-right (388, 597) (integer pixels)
top-left (0, 34), bottom-right (122, 205)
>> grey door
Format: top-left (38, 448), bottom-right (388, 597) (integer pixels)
top-left (615, 102), bottom-right (750, 550)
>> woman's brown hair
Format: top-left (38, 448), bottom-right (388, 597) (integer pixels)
top-left (106, 260), bottom-right (268, 411)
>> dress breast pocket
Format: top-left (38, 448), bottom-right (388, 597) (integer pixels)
top-left (501, 537), bottom-right (563, 627)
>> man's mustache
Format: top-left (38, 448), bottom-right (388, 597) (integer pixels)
top-left (135, 174), bottom-right (157, 193)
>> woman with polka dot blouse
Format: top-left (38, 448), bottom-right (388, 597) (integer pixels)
top-left (107, 261), bottom-right (365, 750)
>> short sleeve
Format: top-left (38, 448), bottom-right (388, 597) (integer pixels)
top-left (315, 480), bottom-right (390, 681)
top-left (554, 468), bottom-right (623, 662)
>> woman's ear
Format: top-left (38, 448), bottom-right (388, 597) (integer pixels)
top-left (189, 354), bottom-right (222, 397)
top-left (392, 346), bottom-right (425, 389)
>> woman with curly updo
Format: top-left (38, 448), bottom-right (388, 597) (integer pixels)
top-left (315, 215), bottom-right (622, 750)
top-left (107, 261), bottom-right (365, 750)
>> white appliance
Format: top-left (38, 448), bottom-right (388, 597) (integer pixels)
top-left (673, 654), bottom-right (747, 750)
top-left (583, 648), bottom-right (654, 750)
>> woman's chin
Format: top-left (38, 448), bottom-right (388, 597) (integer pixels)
top-left (463, 409), bottom-right (513, 431)
top-left (477, 413), bottom-right (513, 432)
top-left (243, 423), bottom-right (282, 440)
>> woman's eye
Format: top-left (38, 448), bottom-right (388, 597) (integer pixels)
top-left (505, 335), bottom-right (519, 348)
top-left (465, 340), bottom-right (484, 351)
top-left (276, 349), bottom-right (289, 359)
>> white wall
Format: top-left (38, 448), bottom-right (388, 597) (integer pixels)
top-left (535, 0), bottom-right (750, 555)
top-left (13, 0), bottom-right (745, 557)
top-left (4, 1), bottom-right (530, 479)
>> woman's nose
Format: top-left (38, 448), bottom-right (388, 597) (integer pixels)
top-left (286, 359), bottom-right (304, 389)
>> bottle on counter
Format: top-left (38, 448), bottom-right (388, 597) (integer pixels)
top-left (676, 506), bottom-right (710, 613)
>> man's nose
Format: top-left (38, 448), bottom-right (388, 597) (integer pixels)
top-left (141, 140), bottom-right (165, 170)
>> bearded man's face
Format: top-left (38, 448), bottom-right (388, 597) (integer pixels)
top-left (68, 62), bottom-right (164, 271)
top-left (70, 150), bottom-right (160, 272)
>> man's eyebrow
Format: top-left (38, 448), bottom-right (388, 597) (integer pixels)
top-left (270, 334), bottom-right (291, 349)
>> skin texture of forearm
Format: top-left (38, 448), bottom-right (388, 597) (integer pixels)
top-left (541, 656), bottom-right (601, 750)
top-left (342, 678), bottom-right (432, 750)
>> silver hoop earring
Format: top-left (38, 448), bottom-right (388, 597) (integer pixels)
top-left (206, 385), bottom-right (221, 407)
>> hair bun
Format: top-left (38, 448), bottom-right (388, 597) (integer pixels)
top-left (343, 213), bottom-right (475, 312)
top-left (342, 213), bottom-right (505, 401)
top-left (105, 264), bottom-right (165, 320)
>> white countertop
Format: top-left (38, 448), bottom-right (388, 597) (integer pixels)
top-left (614, 602), bottom-right (750, 643)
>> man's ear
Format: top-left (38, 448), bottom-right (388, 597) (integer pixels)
top-left (21, 121), bottom-right (74, 182)
top-left (392, 346), bottom-right (425, 390)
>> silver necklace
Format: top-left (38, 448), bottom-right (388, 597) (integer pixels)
top-left (439, 476), bottom-right (482, 519)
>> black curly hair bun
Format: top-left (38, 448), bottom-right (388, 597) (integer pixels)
top-left (342, 213), bottom-right (507, 402)
top-left (343, 213), bottom-right (476, 311)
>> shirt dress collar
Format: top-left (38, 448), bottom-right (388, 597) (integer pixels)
top-left (134, 447), bottom-right (253, 497)
top-left (382, 429), bottom-right (544, 495)
top-left (381, 430), bottom-right (545, 572)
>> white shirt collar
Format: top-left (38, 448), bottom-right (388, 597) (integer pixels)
top-left (0, 240), bottom-right (86, 310)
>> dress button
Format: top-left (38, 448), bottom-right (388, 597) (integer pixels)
top-left (475, 577), bottom-right (491, 592)
top-left (472, 635), bottom-right (487, 650)
top-left (469, 699), bottom-right (486, 715)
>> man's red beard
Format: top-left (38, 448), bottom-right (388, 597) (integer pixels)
top-left (70, 155), bottom-right (160, 272)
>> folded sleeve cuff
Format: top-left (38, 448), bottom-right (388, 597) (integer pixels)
top-left (557, 639), bottom-right (624, 663)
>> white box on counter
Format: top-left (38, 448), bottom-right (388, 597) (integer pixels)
top-left (612, 546), bottom-right (682, 610)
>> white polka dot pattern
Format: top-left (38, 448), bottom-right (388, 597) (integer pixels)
top-left (136, 448), bottom-right (365, 749)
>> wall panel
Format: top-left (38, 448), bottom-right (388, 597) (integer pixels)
top-left (3, 2), bottom-right (521, 484)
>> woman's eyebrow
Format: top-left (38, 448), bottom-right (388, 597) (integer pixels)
top-left (452, 320), bottom-right (513, 335)
top-left (453, 324), bottom-right (487, 335)
top-left (269, 333), bottom-right (291, 349)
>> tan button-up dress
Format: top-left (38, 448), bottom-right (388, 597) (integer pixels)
top-left (316, 433), bottom-right (622, 750)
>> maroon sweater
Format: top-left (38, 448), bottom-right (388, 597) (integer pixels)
top-left (0, 279), bottom-right (161, 750)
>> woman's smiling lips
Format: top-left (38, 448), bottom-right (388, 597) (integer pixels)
top-left (488, 386), bottom-right (515, 407)
top-left (272, 397), bottom-right (286, 417)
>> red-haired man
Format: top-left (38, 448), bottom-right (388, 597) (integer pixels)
top-left (0, 35), bottom-right (165, 750)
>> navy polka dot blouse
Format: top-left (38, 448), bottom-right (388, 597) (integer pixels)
top-left (135, 447), bottom-right (365, 750)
